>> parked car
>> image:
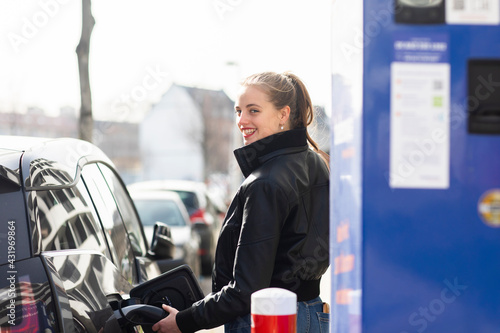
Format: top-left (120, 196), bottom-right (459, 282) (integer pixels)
top-left (128, 180), bottom-right (226, 275)
top-left (129, 190), bottom-right (201, 277)
top-left (0, 136), bottom-right (188, 332)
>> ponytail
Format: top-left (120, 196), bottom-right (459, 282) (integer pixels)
top-left (282, 72), bottom-right (330, 170)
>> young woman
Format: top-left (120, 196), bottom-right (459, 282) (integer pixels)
top-left (153, 71), bottom-right (330, 333)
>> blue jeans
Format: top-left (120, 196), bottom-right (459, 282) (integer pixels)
top-left (296, 297), bottom-right (330, 333)
top-left (224, 297), bottom-right (330, 333)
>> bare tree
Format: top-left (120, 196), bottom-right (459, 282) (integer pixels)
top-left (76, 0), bottom-right (95, 142)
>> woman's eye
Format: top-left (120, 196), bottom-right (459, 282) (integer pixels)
top-left (250, 109), bottom-right (259, 113)
top-left (235, 110), bottom-right (241, 115)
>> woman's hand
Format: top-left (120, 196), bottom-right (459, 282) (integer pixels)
top-left (152, 304), bottom-right (181, 333)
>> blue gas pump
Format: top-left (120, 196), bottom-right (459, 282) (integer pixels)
top-left (330, 0), bottom-right (500, 332)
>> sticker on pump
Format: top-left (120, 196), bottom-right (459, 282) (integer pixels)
top-left (390, 33), bottom-right (450, 189)
top-left (478, 189), bottom-right (500, 227)
top-left (446, 0), bottom-right (500, 25)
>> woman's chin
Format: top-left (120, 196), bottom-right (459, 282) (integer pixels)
top-left (243, 137), bottom-right (256, 145)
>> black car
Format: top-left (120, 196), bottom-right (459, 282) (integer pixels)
top-left (0, 136), bottom-right (201, 333)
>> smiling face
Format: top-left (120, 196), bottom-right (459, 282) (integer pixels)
top-left (235, 85), bottom-right (289, 145)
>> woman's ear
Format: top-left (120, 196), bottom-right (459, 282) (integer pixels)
top-left (280, 106), bottom-right (291, 123)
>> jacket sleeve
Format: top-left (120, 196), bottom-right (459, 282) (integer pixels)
top-left (176, 179), bottom-right (290, 332)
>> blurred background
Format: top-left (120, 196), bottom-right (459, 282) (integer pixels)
top-left (0, 2), bottom-right (333, 330)
top-left (0, 0), bottom-right (331, 199)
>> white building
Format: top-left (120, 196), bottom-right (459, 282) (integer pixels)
top-left (139, 84), bottom-right (234, 182)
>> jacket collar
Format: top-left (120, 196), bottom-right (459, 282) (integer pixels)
top-left (233, 127), bottom-right (308, 178)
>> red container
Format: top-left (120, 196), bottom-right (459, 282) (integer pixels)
top-left (251, 288), bottom-right (297, 333)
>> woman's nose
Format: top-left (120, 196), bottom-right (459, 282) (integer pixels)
top-left (237, 111), bottom-right (248, 127)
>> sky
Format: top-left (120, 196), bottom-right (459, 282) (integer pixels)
top-left (0, 0), bottom-right (332, 121)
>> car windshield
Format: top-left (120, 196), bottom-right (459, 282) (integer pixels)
top-left (171, 190), bottom-right (199, 214)
top-left (134, 199), bottom-right (186, 227)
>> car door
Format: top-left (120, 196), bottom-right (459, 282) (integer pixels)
top-left (31, 169), bottom-right (130, 332)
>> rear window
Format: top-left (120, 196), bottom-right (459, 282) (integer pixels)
top-left (171, 191), bottom-right (199, 214)
top-left (134, 199), bottom-right (187, 227)
top-left (32, 179), bottom-right (111, 260)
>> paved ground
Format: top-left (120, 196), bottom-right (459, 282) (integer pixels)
top-left (195, 267), bottom-right (332, 333)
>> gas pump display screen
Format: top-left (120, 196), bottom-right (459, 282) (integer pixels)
top-left (395, 0), bottom-right (445, 24)
top-left (398, 0), bottom-right (443, 7)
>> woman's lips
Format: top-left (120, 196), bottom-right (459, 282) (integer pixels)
top-left (242, 128), bottom-right (256, 138)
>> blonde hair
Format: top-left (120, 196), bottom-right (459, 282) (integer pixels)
top-left (241, 71), bottom-right (330, 168)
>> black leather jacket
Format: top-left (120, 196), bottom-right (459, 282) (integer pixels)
top-left (176, 128), bottom-right (330, 332)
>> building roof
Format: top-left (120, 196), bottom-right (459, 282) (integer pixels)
top-left (175, 84), bottom-right (234, 119)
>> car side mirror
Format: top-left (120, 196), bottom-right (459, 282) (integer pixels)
top-left (148, 222), bottom-right (174, 260)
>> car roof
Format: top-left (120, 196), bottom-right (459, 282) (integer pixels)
top-left (0, 135), bottom-right (113, 190)
top-left (128, 179), bottom-right (207, 194)
top-left (129, 189), bottom-right (183, 201)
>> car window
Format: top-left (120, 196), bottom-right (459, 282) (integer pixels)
top-left (34, 178), bottom-right (111, 260)
top-left (81, 164), bottom-right (137, 284)
top-left (172, 190), bottom-right (199, 214)
top-left (134, 199), bottom-right (187, 227)
top-left (97, 163), bottom-right (147, 256)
